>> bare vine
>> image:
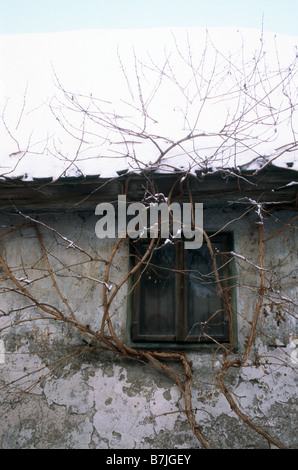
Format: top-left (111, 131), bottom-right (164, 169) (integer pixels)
top-left (0, 30), bottom-right (297, 449)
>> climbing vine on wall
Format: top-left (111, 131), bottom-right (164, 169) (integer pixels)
top-left (0, 30), bottom-right (297, 448)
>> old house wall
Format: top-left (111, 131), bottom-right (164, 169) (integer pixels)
top-left (0, 205), bottom-right (297, 449)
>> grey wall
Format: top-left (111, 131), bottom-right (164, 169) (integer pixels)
top-left (0, 206), bottom-right (297, 449)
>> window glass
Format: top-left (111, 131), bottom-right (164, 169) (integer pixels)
top-left (186, 242), bottom-right (227, 340)
top-left (137, 243), bottom-right (176, 338)
top-left (131, 235), bottom-right (231, 345)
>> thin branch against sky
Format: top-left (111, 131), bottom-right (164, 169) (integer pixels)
top-left (0, 0), bottom-right (297, 36)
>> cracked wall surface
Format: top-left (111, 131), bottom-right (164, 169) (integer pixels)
top-left (0, 208), bottom-right (297, 449)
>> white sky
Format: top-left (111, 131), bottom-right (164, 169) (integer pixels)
top-left (0, 0), bottom-right (297, 36)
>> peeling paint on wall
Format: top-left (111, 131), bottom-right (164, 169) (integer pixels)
top-left (0, 205), bottom-right (297, 449)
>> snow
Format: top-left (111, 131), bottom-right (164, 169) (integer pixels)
top-left (0, 27), bottom-right (297, 181)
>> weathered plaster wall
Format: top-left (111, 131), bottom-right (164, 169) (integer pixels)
top-left (0, 207), bottom-right (297, 449)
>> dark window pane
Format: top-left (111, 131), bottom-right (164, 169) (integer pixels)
top-left (131, 235), bottom-right (232, 344)
top-left (137, 243), bottom-right (176, 338)
top-left (186, 242), bottom-right (228, 340)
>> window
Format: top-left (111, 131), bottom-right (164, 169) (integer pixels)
top-left (129, 234), bottom-right (234, 346)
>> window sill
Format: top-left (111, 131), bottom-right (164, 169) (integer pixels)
top-left (126, 336), bottom-right (235, 353)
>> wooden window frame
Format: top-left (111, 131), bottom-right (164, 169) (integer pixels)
top-left (128, 233), bottom-right (235, 348)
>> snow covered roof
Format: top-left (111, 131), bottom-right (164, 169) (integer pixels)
top-left (0, 27), bottom-right (297, 181)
